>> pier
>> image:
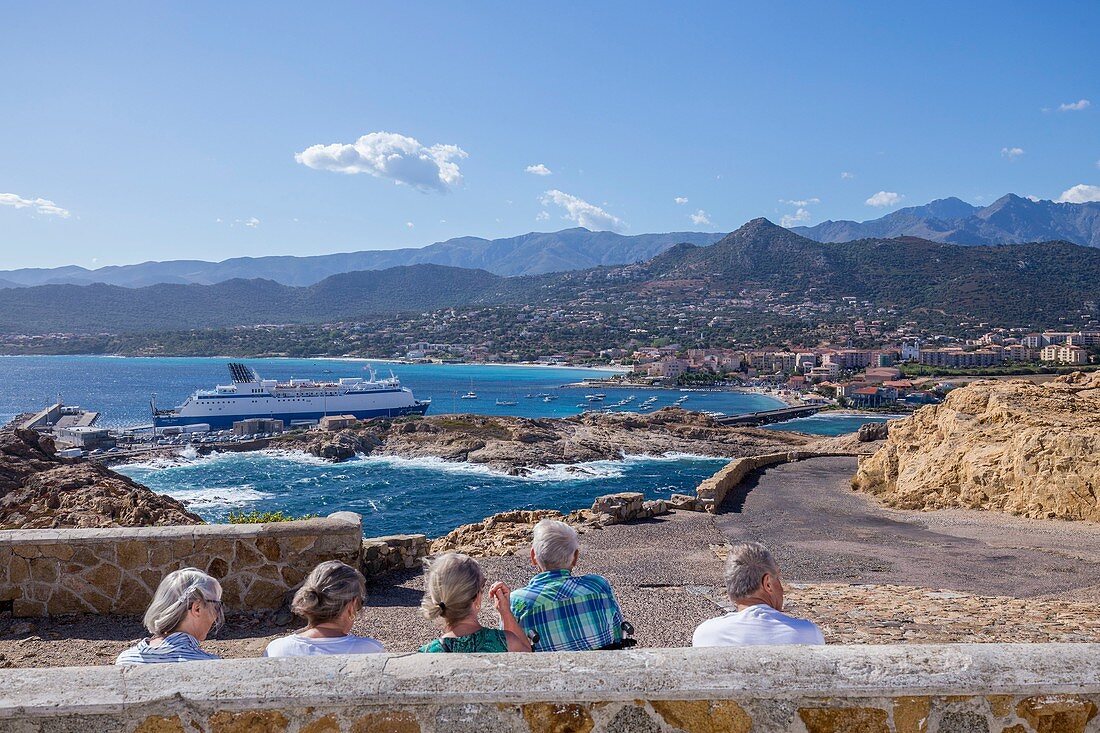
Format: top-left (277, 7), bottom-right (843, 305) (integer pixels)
top-left (716, 404), bottom-right (824, 426)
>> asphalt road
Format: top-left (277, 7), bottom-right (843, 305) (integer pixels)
top-left (715, 456), bottom-right (1100, 599)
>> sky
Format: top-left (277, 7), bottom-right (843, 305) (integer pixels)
top-left (1, 2), bottom-right (1098, 269)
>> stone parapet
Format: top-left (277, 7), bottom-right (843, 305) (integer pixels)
top-left (1, 644), bottom-right (1098, 731)
top-left (360, 533), bottom-right (429, 577)
top-left (0, 512), bottom-right (363, 617)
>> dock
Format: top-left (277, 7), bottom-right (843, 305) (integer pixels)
top-left (716, 404), bottom-right (824, 427)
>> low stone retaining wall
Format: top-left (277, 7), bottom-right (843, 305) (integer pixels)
top-left (695, 450), bottom-right (822, 512)
top-left (1, 644), bottom-right (1097, 731)
top-left (0, 512), bottom-right (363, 617)
top-left (360, 533), bottom-right (429, 577)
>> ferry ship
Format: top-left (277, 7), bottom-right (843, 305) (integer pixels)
top-left (152, 363), bottom-right (430, 430)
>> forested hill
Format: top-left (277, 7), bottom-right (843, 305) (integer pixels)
top-left (2, 220), bottom-right (1099, 334)
top-left (0, 265), bottom-right (507, 333)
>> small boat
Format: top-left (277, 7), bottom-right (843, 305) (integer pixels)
top-left (495, 399), bottom-right (517, 406)
top-left (524, 394), bottom-right (535, 399)
top-left (543, 396), bottom-right (555, 403)
top-left (460, 391), bottom-right (478, 400)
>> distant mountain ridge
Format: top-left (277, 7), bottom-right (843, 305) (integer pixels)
top-left (792, 194), bottom-right (1100, 246)
top-left (0, 228), bottom-right (724, 288)
top-left (3, 219), bottom-right (1098, 335)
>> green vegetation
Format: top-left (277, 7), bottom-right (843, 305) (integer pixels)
top-left (227, 510), bottom-right (319, 524)
top-left (899, 364), bottom-right (1100, 378)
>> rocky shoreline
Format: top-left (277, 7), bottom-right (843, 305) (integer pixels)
top-left (0, 427), bottom-right (201, 530)
top-left (267, 408), bottom-right (815, 473)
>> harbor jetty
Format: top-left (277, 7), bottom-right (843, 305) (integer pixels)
top-left (716, 403), bottom-right (824, 426)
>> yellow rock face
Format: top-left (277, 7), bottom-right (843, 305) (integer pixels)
top-left (852, 371), bottom-right (1100, 522)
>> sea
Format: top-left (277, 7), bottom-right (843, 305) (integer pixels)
top-left (0, 355), bottom-right (891, 537)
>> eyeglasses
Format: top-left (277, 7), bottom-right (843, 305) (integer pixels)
top-left (204, 598), bottom-right (224, 613)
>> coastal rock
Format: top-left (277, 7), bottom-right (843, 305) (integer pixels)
top-left (857, 422), bottom-right (889, 442)
top-left (0, 427), bottom-right (201, 529)
top-left (272, 408), bottom-right (813, 473)
top-left (852, 371), bottom-right (1100, 522)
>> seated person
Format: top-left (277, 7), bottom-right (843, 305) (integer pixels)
top-left (264, 560), bottom-right (384, 656)
top-left (418, 552), bottom-right (530, 653)
top-left (692, 541), bottom-right (824, 646)
top-left (116, 568), bottom-right (224, 664)
top-left (510, 519), bottom-right (623, 651)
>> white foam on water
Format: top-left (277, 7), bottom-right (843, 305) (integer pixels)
top-left (166, 484), bottom-right (273, 509)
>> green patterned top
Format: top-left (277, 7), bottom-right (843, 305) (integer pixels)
top-left (418, 628), bottom-right (509, 653)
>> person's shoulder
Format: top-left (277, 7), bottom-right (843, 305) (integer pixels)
top-left (771, 610), bottom-right (825, 643)
top-left (345, 635), bottom-right (385, 653)
top-left (418, 639), bottom-right (443, 653)
top-left (263, 635), bottom-right (299, 657)
top-left (573, 573), bottom-right (615, 593)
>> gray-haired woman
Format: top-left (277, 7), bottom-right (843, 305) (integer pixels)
top-left (115, 567), bottom-right (224, 664)
top-left (418, 552), bottom-right (531, 653)
top-left (264, 560), bottom-right (384, 656)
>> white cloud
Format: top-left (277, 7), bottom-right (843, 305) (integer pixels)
top-left (1056, 184), bottom-right (1100, 204)
top-left (689, 209), bottom-right (712, 226)
top-left (840, 171), bottom-right (855, 180)
top-left (674, 196), bottom-right (689, 205)
top-left (535, 210), bottom-right (550, 221)
top-left (780, 197), bottom-right (820, 207)
top-left (294, 131), bottom-right (467, 193)
top-left (0, 192), bottom-right (71, 218)
top-left (1001, 146), bottom-right (1025, 160)
top-left (539, 190), bottom-right (625, 231)
top-left (1059, 99), bottom-right (1091, 112)
top-left (865, 191), bottom-right (904, 208)
top-left (525, 163), bottom-right (552, 176)
top-left (244, 217), bottom-right (260, 228)
top-left (780, 208), bottom-right (812, 228)
top-left (406, 221), bottom-right (415, 228)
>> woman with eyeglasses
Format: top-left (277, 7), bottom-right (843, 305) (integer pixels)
top-left (264, 560), bottom-right (384, 657)
top-left (116, 567), bottom-right (224, 664)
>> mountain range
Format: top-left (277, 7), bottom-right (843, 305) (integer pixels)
top-left (0, 229), bottom-right (723, 288)
top-left (792, 194), bottom-right (1100, 246)
top-left (2, 219), bottom-right (1098, 335)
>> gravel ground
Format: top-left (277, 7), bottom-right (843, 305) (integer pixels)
top-left (4, 456), bottom-right (1100, 668)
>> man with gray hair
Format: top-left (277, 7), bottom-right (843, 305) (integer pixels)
top-left (510, 518), bottom-right (624, 651)
top-left (692, 541), bottom-right (823, 646)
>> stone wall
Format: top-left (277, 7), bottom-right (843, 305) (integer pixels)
top-left (695, 450), bottom-right (820, 512)
top-left (360, 533), bottom-right (429, 577)
top-left (1, 644), bottom-right (1098, 731)
top-left (0, 512), bottom-right (363, 617)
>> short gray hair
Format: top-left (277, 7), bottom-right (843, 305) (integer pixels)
top-left (532, 519), bottom-right (580, 570)
top-left (143, 567), bottom-right (223, 636)
top-left (723, 542), bottom-right (779, 601)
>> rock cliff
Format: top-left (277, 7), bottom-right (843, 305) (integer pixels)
top-left (852, 371), bottom-right (1100, 521)
top-left (272, 408), bottom-right (812, 473)
top-left (0, 427), bottom-right (202, 529)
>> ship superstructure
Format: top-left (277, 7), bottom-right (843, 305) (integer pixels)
top-left (152, 363), bottom-right (430, 430)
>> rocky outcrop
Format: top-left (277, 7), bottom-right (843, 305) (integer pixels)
top-left (273, 409), bottom-right (812, 473)
top-left (852, 371), bottom-right (1100, 521)
top-left (430, 491), bottom-right (675, 557)
top-left (0, 427), bottom-right (201, 529)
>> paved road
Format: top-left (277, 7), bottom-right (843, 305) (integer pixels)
top-left (715, 456), bottom-right (1100, 599)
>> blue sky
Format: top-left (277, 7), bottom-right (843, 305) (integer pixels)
top-left (2, 2), bottom-right (1097, 268)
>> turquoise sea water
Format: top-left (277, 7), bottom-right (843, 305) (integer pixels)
top-left (1, 356), bottom-right (885, 536)
top-left (765, 412), bottom-right (895, 437)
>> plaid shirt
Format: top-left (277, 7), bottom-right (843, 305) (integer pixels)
top-left (510, 569), bottom-right (623, 652)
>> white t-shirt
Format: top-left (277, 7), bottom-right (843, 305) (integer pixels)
top-left (692, 604), bottom-right (824, 647)
top-left (264, 633), bottom-right (385, 657)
